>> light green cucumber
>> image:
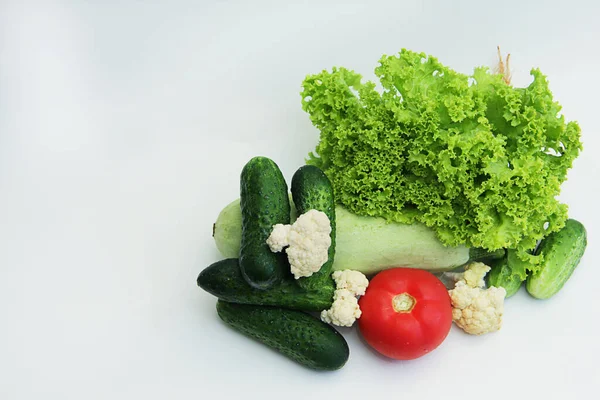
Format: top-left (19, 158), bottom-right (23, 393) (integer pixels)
top-left (526, 219), bottom-right (587, 299)
top-left (486, 249), bottom-right (527, 297)
top-left (213, 198), bottom-right (471, 275)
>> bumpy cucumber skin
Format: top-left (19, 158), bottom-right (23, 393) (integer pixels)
top-left (197, 259), bottom-right (334, 311)
top-left (291, 165), bottom-right (336, 291)
top-left (216, 300), bottom-right (349, 371)
top-left (526, 219), bottom-right (587, 299)
top-left (469, 248), bottom-right (506, 264)
top-left (239, 157), bottom-right (291, 289)
top-left (486, 250), bottom-right (524, 298)
top-left (214, 199), bottom-right (470, 274)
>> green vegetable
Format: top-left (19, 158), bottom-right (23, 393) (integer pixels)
top-left (526, 219), bottom-right (587, 299)
top-left (197, 258), bottom-right (334, 311)
top-left (214, 199), bottom-right (473, 275)
top-left (239, 156), bottom-right (291, 289)
top-left (486, 249), bottom-right (528, 297)
top-left (301, 49), bottom-right (582, 280)
top-left (469, 247), bottom-right (506, 264)
top-left (291, 165), bottom-right (336, 290)
top-left (216, 300), bottom-right (349, 371)
top-left (213, 196), bottom-right (296, 259)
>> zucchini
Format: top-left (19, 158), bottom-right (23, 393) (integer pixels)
top-left (486, 249), bottom-right (526, 297)
top-left (216, 300), bottom-right (349, 371)
top-left (239, 156), bottom-right (291, 289)
top-left (197, 258), bottom-right (334, 312)
top-left (291, 165), bottom-right (336, 290)
top-left (214, 199), bottom-right (471, 275)
top-left (526, 219), bottom-right (587, 299)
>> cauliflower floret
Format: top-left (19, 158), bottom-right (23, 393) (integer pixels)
top-left (449, 281), bottom-right (507, 335)
top-left (447, 262), bottom-right (507, 335)
top-left (320, 270), bottom-right (369, 327)
top-left (461, 262), bottom-right (491, 288)
top-left (444, 262), bottom-right (491, 289)
top-left (265, 224), bottom-right (291, 252)
top-left (266, 209), bottom-right (331, 279)
top-left (320, 289), bottom-right (361, 327)
top-left (332, 270), bottom-right (369, 296)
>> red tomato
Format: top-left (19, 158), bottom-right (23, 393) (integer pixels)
top-left (358, 268), bottom-right (453, 360)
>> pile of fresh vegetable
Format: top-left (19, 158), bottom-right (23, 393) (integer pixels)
top-left (198, 49), bottom-right (587, 370)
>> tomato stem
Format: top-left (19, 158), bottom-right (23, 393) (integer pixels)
top-left (392, 293), bottom-right (416, 313)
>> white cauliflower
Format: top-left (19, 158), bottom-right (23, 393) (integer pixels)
top-left (320, 289), bottom-right (361, 327)
top-left (444, 262), bottom-right (490, 289)
top-left (448, 262), bottom-right (507, 335)
top-left (450, 283), bottom-right (506, 335)
top-left (320, 270), bottom-right (368, 327)
top-left (266, 209), bottom-right (331, 280)
top-left (332, 270), bottom-right (369, 296)
top-left (265, 224), bottom-right (291, 252)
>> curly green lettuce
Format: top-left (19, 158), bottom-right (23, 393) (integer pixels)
top-left (301, 49), bottom-right (582, 279)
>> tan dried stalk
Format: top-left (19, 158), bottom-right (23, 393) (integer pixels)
top-left (494, 46), bottom-right (512, 85)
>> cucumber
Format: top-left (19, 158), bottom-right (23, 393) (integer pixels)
top-left (486, 249), bottom-right (526, 298)
top-left (216, 300), bottom-right (349, 371)
top-left (291, 165), bottom-right (336, 290)
top-left (526, 219), bottom-right (587, 299)
top-left (214, 194), bottom-right (297, 259)
top-left (197, 258), bottom-right (334, 311)
top-left (239, 156), bottom-right (291, 289)
top-left (469, 248), bottom-right (506, 264)
top-left (214, 199), bottom-right (471, 275)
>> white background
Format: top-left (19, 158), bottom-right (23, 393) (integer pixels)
top-left (1, 1), bottom-right (599, 399)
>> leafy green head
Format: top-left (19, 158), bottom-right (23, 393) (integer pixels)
top-left (301, 49), bottom-right (582, 274)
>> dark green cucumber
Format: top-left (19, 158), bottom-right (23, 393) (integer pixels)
top-left (239, 156), bottom-right (291, 289)
top-left (486, 249), bottom-right (525, 298)
top-left (291, 165), bottom-right (336, 291)
top-left (469, 248), bottom-right (506, 264)
top-left (216, 300), bottom-right (349, 371)
top-left (197, 259), bottom-right (334, 311)
top-left (526, 219), bottom-right (587, 299)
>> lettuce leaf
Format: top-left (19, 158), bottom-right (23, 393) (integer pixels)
top-left (301, 49), bottom-right (582, 279)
